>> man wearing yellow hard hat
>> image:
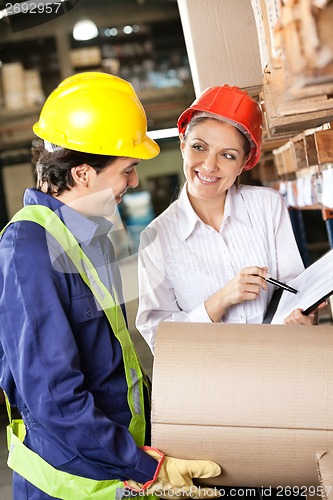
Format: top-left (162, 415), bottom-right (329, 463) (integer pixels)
top-left (0, 72), bottom-right (220, 499)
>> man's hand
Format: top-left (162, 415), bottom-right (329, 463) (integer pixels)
top-left (125, 447), bottom-right (222, 499)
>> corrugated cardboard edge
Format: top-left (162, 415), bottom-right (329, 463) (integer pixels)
top-left (316, 451), bottom-right (333, 499)
top-left (152, 323), bottom-right (333, 487)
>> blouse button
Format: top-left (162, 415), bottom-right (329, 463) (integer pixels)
top-left (86, 309), bottom-right (92, 317)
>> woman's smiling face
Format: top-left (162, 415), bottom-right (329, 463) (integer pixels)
top-left (180, 118), bottom-right (250, 203)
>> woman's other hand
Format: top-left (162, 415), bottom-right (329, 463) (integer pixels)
top-left (283, 301), bottom-right (327, 325)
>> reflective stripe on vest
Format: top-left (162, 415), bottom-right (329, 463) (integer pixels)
top-left (1, 205), bottom-right (152, 499)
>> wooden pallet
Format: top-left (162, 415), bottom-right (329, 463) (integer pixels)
top-left (261, 68), bottom-right (333, 135)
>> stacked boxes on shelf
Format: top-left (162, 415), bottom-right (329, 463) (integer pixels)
top-left (69, 47), bottom-right (102, 68)
top-left (1, 63), bottom-right (27, 110)
top-left (1, 62), bottom-right (44, 110)
top-left (272, 124), bottom-right (333, 209)
top-left (24, 69), bottom-right (45, 106)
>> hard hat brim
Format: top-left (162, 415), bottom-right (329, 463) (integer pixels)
top-left (33, 121), bottom-right (160, 160)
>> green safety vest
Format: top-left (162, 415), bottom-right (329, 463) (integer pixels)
top-left (1, 204), bottom-right (155, 500)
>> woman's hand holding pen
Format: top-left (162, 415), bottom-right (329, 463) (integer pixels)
top-left (205, 266), bottom-right (268, 322)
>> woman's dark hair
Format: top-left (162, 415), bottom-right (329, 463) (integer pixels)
top-left (31, 141), bottom-right (117, 196)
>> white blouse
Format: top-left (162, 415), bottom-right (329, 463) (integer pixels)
top-left (136, 184), bottom-right (305, 352)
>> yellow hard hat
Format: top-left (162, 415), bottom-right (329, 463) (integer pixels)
top-left (33, 72), bottom-right (160, 160)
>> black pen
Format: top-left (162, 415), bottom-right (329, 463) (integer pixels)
top-left (266, 276), bottom-right (298, 295)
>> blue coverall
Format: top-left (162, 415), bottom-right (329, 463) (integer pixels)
top-left (0, 188), bottom-right (157, 499)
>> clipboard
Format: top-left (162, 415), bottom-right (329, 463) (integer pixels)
top-left (267, 248), bottom-right (333, 324)
top-left (302, 290), bottom-right (333, 316)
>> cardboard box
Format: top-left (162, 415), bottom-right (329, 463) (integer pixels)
top-left (24, 69), bottom-right (44, 106)
top-left (69, 47), bottom-right (102, 68)
top-left (151, 323), bottom-right (333, 488)
top-left (261, 68), bottom-right (333, 136)
top-left (1, 62), bottom-right (27, 110)
top-left (316, 451), bottom-right (333, 500)
top-left (177, 0), bottom-right (262, 94)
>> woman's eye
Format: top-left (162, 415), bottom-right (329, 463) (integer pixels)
top-left (192, 143), bottom-right (204, 151)
top-left (223, 152), bottom-right (236, 160)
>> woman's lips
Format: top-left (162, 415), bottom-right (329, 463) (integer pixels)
top-left (196, 171), bottom-right (220, 184)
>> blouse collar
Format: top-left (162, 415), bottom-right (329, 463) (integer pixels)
top-left (177, 183), bottom-right (253, 241)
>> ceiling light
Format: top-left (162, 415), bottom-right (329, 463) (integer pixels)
top-left (73, 19), bottom-right (99, 41)
top-left (123, 25), bottom-right (133, 35)
top-left (147, 128), bottom-right (179, 140)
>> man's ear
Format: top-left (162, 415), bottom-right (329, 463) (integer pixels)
top-left (71, 164), bottom-right (91, 187)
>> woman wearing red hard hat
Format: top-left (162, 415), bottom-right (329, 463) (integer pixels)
top-left (136, 84), bottom-right (321, 353)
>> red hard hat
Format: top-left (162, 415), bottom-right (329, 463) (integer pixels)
top-left (177, 85), bottom-right (262, 170)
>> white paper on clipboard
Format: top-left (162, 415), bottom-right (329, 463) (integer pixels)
top-left (271, 248), bottom-right (333, 324)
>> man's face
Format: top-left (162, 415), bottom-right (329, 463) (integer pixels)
top-left (83, 157), bottom-right (140, 217)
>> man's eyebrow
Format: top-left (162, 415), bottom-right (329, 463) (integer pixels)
top-left (123, 160), bottom-right (140, 169)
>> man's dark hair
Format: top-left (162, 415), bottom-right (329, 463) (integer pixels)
top-left (32, 141), bottom-right (117, 196)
